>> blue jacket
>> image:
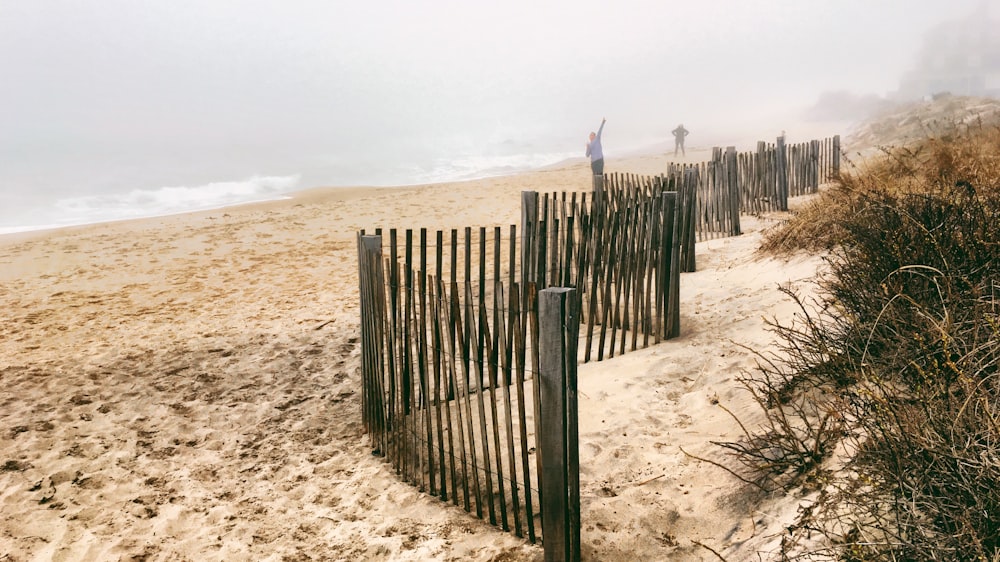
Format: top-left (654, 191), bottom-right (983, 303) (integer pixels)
top-left (586, 121), bottom-right (606, 161)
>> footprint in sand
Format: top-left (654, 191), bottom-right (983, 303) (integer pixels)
top-left (673, 414), bottom-right (692, 428)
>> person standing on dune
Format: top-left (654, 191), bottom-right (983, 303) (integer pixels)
top-left (586, 117), bottom-right (607, 176)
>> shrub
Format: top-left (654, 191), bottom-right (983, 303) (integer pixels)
top-left (721, 118), bottom-right (1000, 560)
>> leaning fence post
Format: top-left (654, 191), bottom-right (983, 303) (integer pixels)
top-left (538, 287), bottom-right (580, 562)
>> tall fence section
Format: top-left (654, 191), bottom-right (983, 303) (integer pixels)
top-left (356, 178), bottom-right (689, 550)
top-left (357, 134), bottom-right (840, 560)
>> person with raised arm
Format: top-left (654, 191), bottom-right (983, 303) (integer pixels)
top-left (586, 117), bottom-right (607, 176)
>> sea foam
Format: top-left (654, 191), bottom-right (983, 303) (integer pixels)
top-left (0, 175), bottom-right (299, 235)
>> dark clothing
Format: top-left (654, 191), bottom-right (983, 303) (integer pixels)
top-left (591, 157), bottom-right (604, 176)
top-left (672, 125), bottom-right (689, 156)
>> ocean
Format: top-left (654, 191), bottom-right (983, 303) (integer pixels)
top-left (0, 140), bottom-right (583, 235)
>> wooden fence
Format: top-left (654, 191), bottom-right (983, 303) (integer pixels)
top-left (359, 227), bottom-right (544, 543)
top-left (356, 133), bottom-right (841, 559)
top-left (656, 135), bottom-right (841, 238)
top-left (356, 181), bottom-right (692, 556)
top-left (738, 135), bottom-right (840, 215)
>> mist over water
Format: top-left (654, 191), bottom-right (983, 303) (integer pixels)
top-left (1, 0), bottom-right (995, 233)
top-left (0, 115), bottom-right (583, 233)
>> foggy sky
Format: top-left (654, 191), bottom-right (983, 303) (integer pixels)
top-left (1, 0), bottom-right (997, 190)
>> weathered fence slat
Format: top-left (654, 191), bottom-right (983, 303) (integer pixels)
top-left (467, 280), bottom-right (496, 526)
top-left (444, 276), bottom-right (471, 513)
top-left (430, 273), bottom-right (451, 503)
top-left (510, 282), bottom-right (536, 542)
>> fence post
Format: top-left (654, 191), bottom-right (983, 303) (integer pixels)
top-left (538, 287), bottom-right (580, 562)
top-left (521, 190), bottom-right (539, 294)
top-left (832, 134), bottom-right (841, 179)
top-left (726, 146), bottom-right (740, 236)
top-left (592, 173), bottom-right (605, 194)
top-left (592, 175), bottom-right (605, 218)
top-left (776, 135), bottom-right (788, 211)
top-left (809, 140), bottom-right (819, 193)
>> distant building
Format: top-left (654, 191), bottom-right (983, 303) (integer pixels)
top-left (895, 4), bottom-right (1000, 100)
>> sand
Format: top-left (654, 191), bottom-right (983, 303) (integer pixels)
top-left (0, 140), bottom-right (831, 561)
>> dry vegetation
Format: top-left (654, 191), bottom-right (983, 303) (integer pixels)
top-left (761, 96), bottom-right (1000, 256)
top-left (726, 99), bottom-right (1000, 560)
